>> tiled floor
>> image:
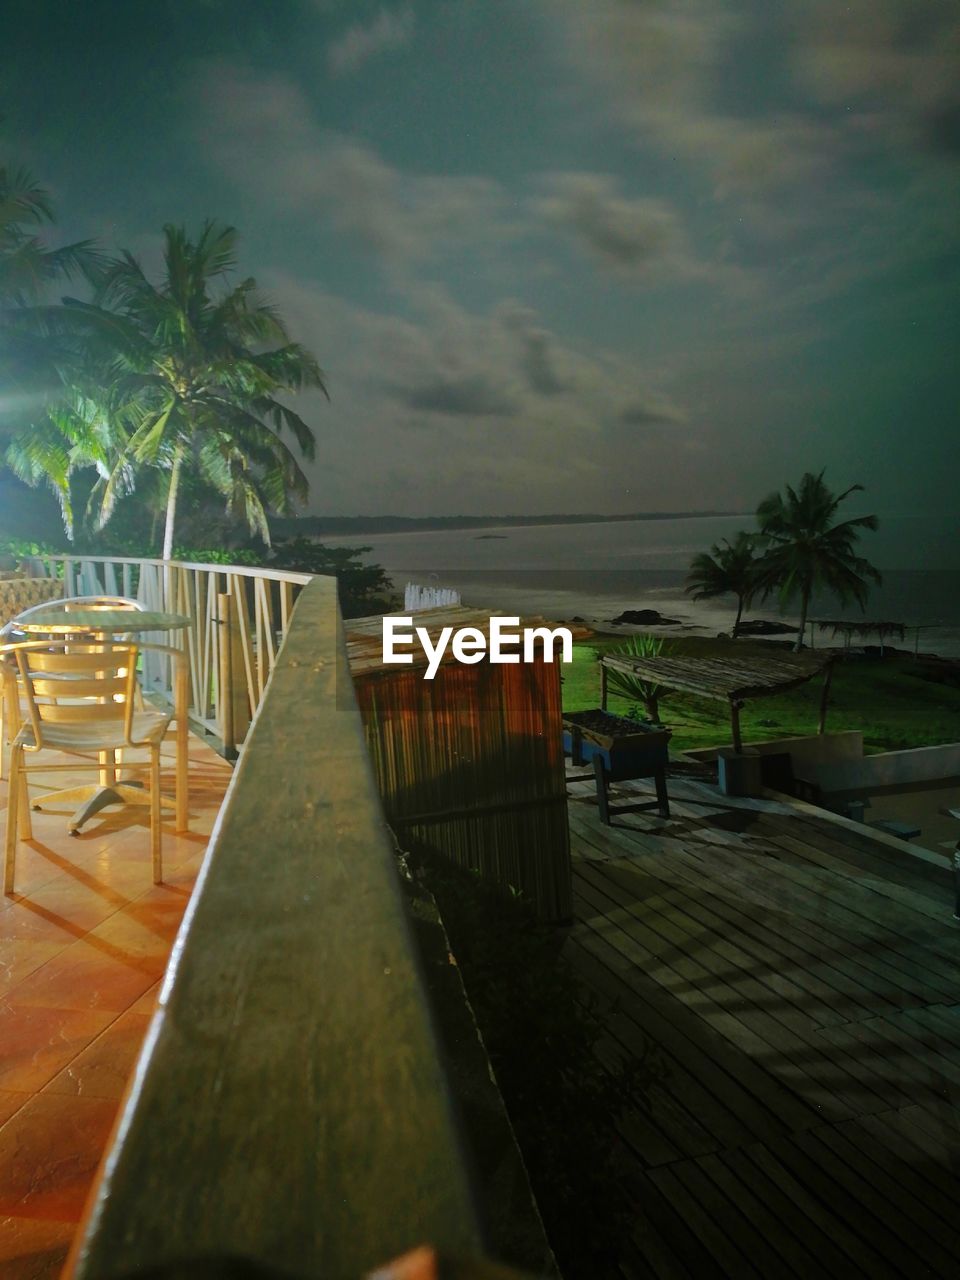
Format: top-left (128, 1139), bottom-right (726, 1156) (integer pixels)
top-left (0, 728), bottom-right (232, 1278)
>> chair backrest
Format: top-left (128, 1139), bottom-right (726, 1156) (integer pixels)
top-left (14, 642), bottom-right (139, 747)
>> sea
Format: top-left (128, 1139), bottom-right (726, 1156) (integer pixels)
top-left (324, 513), bottom-right (960, 658)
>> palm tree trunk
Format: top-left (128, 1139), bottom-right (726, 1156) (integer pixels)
top-left (162, 450), bottom-right (184, 561)
top-left (733, 595), bottom-right (744, 639)
top-left (795, 586), bottom-right (810, 653)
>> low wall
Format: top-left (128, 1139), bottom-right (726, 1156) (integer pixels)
top-left (684, 730), bottom-right (864, 772)
top-left (812, 741), bottom-right (960, 792)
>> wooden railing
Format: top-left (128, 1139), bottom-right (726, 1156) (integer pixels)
top-left (64, 574), bottom-right (528, 1279)
top-left (30, 554), bottom-right (312, 755)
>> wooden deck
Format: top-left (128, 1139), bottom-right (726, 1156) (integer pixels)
top-left (0, 728), bottom-right (232, 1278)
top-left (565, 770), bottom-right (960, 1279)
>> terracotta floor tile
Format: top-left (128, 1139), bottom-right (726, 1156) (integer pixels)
top-left (0, 897), bottom-right (81, 946)
top-left (128, 981), bottom-right (162, 1015)
top-left (7, 940), bottom-right (161, 1014)
top-left (88, 908), bottom-right (185, 962)
top-left (0, 1215), bottom-right (74, 1279)
top-left (43, 1011), bottom-right (152, 1101)
top-left (3, 877), bottom-right (130, 937)
top-left (0, 942), bottom-right (71, 1003)
top-left (1, 720), bottom-right (230, 1255)
top-left (0, 1093), bottom-right (119, 1220)
top-left (0, 1093), bottom-right (29, 1127)
top-left (0, 1004), bottom-right (113, 1093)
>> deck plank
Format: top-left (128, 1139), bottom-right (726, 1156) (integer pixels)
top-left (565, 773), bottom-right (960, 1278)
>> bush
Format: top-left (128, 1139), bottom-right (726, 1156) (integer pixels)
top-left (268, 537), bottom-right (396, 617)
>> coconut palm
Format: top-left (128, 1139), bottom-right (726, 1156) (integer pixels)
top-left (0, 163), bottom-right (99, 445)
top-left (0, 164), bottom-right (96, 305)
top-left (685, 531), bottom-right (758, 638)
top-left (53, 220), bottom-right (326, 556)
top-left (754, 471), bottom-right (881, 652)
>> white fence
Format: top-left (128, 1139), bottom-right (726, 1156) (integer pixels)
top-left (404, 581), bottom-right (462, 612)
top-left (32, 555), bottom-right (312, 754)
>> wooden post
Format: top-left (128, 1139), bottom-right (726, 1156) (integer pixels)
top-left (218, 592), bottom-right (249, 758)
top-left (818, 663), bottom-right (833, 736)
top-left (593, 756), bottom-right (610, 825)
top-left (175, 653), bottom-right (189, 831)
top-left (730, 700), bottom-right (743, 754)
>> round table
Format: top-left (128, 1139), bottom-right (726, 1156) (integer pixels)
top-left (13, 608), bottom-right (192, 834)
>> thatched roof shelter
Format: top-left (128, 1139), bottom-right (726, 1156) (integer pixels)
top-left (600, 652), bottom-right (833, 753)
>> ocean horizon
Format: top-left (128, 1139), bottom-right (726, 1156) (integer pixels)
top-left (326, 513), bottom-right (960, 658)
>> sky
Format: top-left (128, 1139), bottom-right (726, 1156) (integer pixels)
top-left (2, 0), bottom-right (959, 518)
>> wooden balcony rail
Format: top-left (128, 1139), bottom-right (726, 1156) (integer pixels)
top-left (27, 555), bottom-right (312, 755)
top-left (64, 574), bottom-right (500, 1279)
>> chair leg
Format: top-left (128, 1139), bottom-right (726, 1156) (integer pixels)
top-left (17, 764), bottom-right (32, 840)
top-left (5, 746), bottom-right (21, 895)
top-left (150, 748), bottom-right (162, 884)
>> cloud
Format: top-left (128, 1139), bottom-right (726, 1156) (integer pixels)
top-left (260, 272), bottom-right (696, 513)
top-left (397, 373), bottom-right (514, 417)
top-left (535, 174), bottom-right (678, 270)
top-left (619, 399), bottom-right (687, 429)
top-left (497, 303), bottom-right (567, 395)
top-left (793, 0), bottom-right (960, 156)
top-left (192, 62), bottom-right (515, 266)
top-left (327, 5), bottom-right (415, 76)
top-left (539, 1), bottom-right (849, 207)
top-left (529, 172), bottom-right (751, 290)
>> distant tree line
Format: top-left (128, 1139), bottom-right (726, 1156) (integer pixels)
top-left (685, 472), bottom-right (881, 652)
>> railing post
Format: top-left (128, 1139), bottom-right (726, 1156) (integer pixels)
top-left (217, 591), bottom-right (248, 758)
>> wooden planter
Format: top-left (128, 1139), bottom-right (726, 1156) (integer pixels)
top-left (563, 710), bottom-right (671, 823)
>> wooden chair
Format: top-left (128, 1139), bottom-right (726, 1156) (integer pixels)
top-left (0, 596), bottom-right (147, 779)
top-left (3, 640), bottom-right (175, 895)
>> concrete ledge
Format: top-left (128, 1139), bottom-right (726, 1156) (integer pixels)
top-left (685, 730), bottom-right (864, 771)
top-left (812, 741), bottom-right (960, 791)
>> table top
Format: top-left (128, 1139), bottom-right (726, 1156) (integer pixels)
top-left (16, 608), bottom-right (191, 635)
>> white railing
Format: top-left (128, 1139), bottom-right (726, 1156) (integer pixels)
top-left (32, 555), bottom-right (312, 755)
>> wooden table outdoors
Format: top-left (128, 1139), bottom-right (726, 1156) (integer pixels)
top-left (14, 608), bottom-right (192, 834)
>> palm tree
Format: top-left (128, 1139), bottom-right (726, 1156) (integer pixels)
top-left (54, 221), bottom-right (326, 556)
top-left (754, 471), bottom-right (881, 652)
top-left (685, 531), bottom-right (758, 638)
top-left (0, 163), bottom-right (99, 446)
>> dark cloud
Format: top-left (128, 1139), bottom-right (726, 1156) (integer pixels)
top-left (520, 331), bottom-right (565, 395)
top-left (619, 400), bottom-right (686, 429)
top-left (537, 174), bottom-right (677, 269)
top-left (398, 373), bottom-right (515, 417)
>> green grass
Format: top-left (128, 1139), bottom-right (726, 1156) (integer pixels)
top-left (561, 635), bottom-right (960, 755)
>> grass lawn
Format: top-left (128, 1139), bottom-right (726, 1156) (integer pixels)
top-left (561, 635), bottom-right (960, 755)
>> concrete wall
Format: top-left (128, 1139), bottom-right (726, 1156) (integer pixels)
top-left (685, 730), bottom-right (864, 772)
top-left (812, 741), bottom-right (960, 792)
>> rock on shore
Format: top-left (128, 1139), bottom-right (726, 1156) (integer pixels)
top-left (610, 608), bottom-right (683, 626)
